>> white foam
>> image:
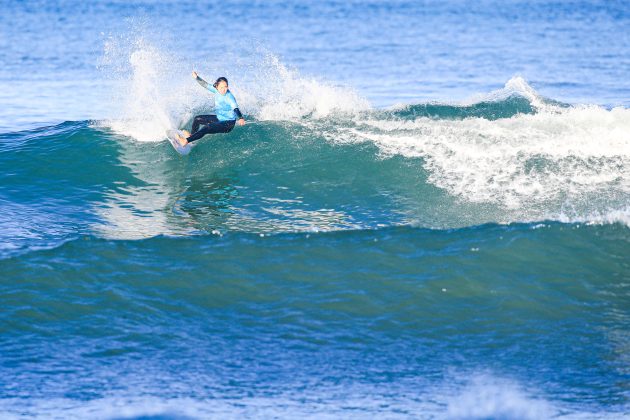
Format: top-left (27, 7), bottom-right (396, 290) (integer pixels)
top-left (347, 102), bottom-right (630, 222)
top-left (99, 37), bottom-right (198, 142)
top-left (445, 374), bottom-right (555, 419)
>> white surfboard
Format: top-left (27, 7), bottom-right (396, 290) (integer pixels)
top-left (166, 129), bottom-right (193, 155)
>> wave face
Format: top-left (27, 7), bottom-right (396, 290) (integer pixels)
top-left (1, 80), bottom-right (629, 418)
top-left (2, 77), bottom-right (629, 252)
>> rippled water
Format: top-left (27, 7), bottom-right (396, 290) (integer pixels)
top-left (1, 0), bottom-right (629, 418)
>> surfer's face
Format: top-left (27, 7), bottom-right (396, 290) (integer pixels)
top-left (216, 81), bottom-right (228, 95)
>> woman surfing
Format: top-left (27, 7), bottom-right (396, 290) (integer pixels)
top-left (174, 71), bottom-right (246, 146)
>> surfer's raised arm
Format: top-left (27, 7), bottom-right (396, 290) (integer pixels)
top-left (192, 71), bottom-right (215, 92)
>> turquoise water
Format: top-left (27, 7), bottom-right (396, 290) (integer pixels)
top-left (1, 0), bottom-right (629, 418)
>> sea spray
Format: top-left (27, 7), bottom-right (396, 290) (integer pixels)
top-left (100, 36), bottom-right (198, 142)
top-left (99, 36), bottom-right (370, 142)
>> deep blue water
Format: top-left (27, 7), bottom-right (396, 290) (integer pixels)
top-left (1, 1), bottom-right (629, 418)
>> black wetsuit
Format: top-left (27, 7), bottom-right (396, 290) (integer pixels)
top-left (187, 115), bottom-right (236, 143)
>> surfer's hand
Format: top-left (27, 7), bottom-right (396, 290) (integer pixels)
top-left (192, 71), bottom-right (198, 79)
top-left (237, 118), bottom-right (245, 126)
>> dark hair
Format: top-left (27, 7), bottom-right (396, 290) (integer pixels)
top-left (213, 77), bottom-right (228, 88)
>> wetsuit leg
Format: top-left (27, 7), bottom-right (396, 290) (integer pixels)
top-left (191, 115), bottom-right (219, 135)
top-left (186, 120), bottom-right (236, 143)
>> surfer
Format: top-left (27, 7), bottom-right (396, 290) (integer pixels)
top-left (175, 72), bottom-right (246, 146)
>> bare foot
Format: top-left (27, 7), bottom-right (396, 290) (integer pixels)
top-left (176, 133), bottom-right (188, 146)
top-left (181, 129), bottom-right (190, 137)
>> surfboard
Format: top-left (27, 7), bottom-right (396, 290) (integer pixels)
top-left (166, 129), bottom-right (193, 155)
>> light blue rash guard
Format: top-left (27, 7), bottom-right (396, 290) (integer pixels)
top-left (205, 85), bottom-right (240, 122)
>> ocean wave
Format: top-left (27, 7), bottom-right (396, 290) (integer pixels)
top-left (1, 103), bottom-right (629, 244)
top-left (387, 94), bottom-right (535, 121)
top-left (346, 103), bottom-right (630, 210)
top-left (94, 37), bottom-right (630, 228)
top-left (1, 39), bottom-right (628, 238)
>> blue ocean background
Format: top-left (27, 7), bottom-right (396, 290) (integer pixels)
top-left (1, 0), bottom-right (629, 418)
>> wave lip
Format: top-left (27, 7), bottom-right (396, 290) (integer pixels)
top-left (388, 76), bottom-right (558, 121)
top-left (389, 94), bottom-right (535, 121)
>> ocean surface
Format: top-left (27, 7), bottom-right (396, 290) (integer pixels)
top-left (1, 0), bottom-right (629, 418)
